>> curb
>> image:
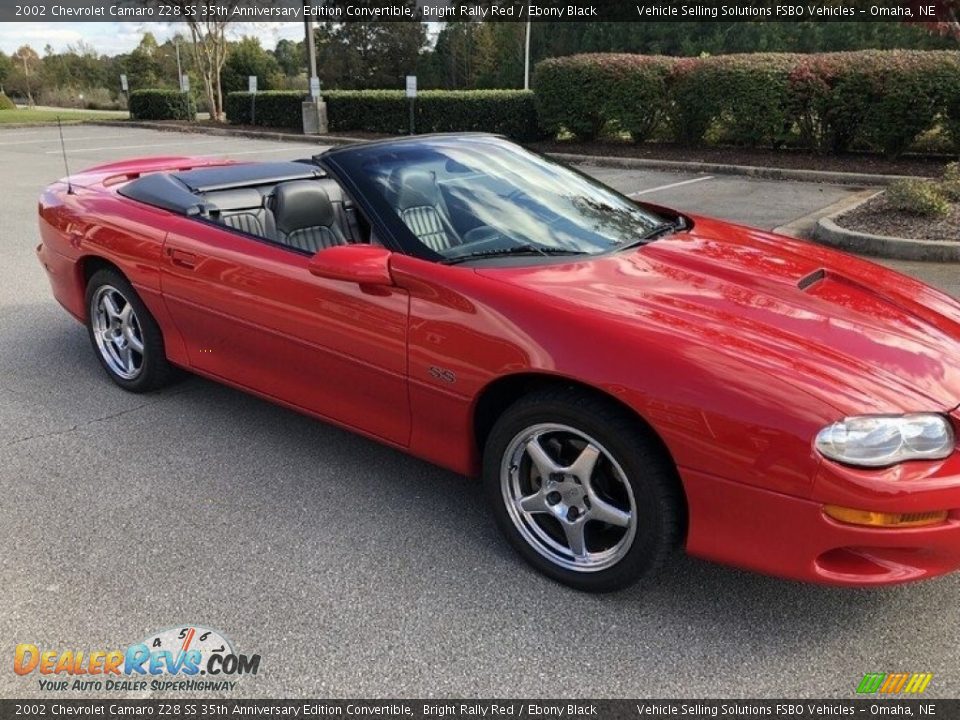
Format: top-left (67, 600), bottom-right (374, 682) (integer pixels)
top-left (551, 152), bottom-right (923, 186)
top-left (773, 188), bottom-right (881, 239)
top-left (812, 191), bottom-right (960, 262)
top-left (86, 120), bottom-right (927, 186)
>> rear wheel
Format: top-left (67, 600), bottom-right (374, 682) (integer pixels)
top-left (483, 388), bottom-right (683, 592)
top-left (85, 268), bottom-right (174, 393)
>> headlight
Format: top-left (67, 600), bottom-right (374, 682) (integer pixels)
top-left (815, 414), bottom-right (955, 467)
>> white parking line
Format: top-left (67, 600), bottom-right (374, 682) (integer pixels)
top-left (44, 139), bottom-right (224, 154)
top-left (0, 135), bottom-right (115, 146)
top-left (629, 175), bottom-right (714, 197)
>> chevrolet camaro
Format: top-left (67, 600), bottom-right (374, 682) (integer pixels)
top-left (37, 134), bottom-right (960, 591)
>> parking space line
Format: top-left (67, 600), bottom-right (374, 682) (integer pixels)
top-left (0, 135), bottom-right (115, 146)
top-left (44, 139), bottom-right (224, 154)
top-left (629, 175), bottom-right (714, 197)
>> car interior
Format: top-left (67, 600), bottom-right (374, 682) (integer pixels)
top-left (201, 178), bottom-right (368, 253)
top-left (118, 154), bottom-right (670, 262)
top-left (387, 168), bottom-right (463, 253)
top-left (118, 162), bottom-right (372, 254)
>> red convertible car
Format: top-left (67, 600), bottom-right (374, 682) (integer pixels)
top-left (37, 134), bottom-right (960, 591)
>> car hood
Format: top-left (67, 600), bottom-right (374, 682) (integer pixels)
top-left (477, 217), bottom-right (960, 415)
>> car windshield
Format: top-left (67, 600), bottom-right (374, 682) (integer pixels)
top-left (349, 137), bottom-right (667, 262)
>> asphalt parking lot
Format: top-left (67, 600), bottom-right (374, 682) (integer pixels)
top-left (2, 125), bottom-right (959, 699)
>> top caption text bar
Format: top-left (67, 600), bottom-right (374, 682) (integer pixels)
top-left (2, 0), bottom-right (957, 23)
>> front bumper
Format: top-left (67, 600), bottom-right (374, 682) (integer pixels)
top-left (683, 466), bottom-right (960, 585)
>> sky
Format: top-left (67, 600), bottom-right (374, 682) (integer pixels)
top-left (0, 22), bottom-right (306, 55)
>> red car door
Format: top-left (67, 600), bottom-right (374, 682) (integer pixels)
top-left (158, 216), bottom-right (410, 447)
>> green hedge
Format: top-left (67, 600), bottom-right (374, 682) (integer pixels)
top-left (224, 90), bottom-right (305, 129)
top-left (225, 89), bottom-right (541, 141)
top-left (535, 50), bottom-right (960, 156)
top-left (673, 54), bottom-right (798, 148)
top-left (536, 54), bottom-right (675, 143)
top-left (128, 89), bottom-right (195, 121)
top-left (0, 92), bottom-right (15, 111)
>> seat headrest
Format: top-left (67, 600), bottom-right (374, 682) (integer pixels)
top-left (272, 181), bottom-right (335, 234)
top-left (393, 170), bottom-right (441, 211)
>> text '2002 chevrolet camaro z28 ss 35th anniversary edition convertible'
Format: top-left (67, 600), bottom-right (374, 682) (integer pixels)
top-left (36, 134), bottom-right (960, 591)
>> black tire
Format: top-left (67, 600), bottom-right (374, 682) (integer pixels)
top-left (85, 268), bottom-right (175, 393)
top-left (483, 387), bottom-right (684, 592)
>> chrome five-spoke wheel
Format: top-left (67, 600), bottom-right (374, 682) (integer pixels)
top-left (91, 285), bottom-right (145, 380)
top-left (502, 423), bottom-right (637, 572)
top-left (85, 268), bottom-right (174, 392)
top-left (484, 389), bottom-right (683, 592)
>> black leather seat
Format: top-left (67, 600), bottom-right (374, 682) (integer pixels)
top-left (271, 181), bottom-right (347, 253)
top-left (206, 188), bottom-right (277, 240)
top-left (392, 169), bottom-right (459, 252)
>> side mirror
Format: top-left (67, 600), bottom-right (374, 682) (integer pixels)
top-left (307, 245), bottom-right (393, 286)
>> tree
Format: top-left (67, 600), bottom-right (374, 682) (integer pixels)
top-left (9, 45), bottom-right (40, 104)
top-left (311, 1), bottom-right (426, 89)
top-left (122, 33), bottom-right (163, 90)
top-left (222, 36), bottom-right (282, 93)
top-left (0, 51), bottom-right (12, 91)
top-left (156, 34), bottom-right (193, 89)
top-left (431, 22), bottom-right (485, 89)
top-left (150, 0), bottom-right (233, 120)
top-left (317, 21), bottom-right (425, 89)
top-left (273, 38), bottom-right (304, 77)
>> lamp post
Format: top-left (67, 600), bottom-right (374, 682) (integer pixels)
top-left (304, 10), bottom-right (318, 87)
top-left (523, 20), bottom-right (531, 90)
top-left (175, 40), bottom-right (182, 87)
top-left (302, 6), bottom-right (327, 134)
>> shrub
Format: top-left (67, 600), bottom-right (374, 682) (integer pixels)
top-left (886, 179), bottom-right (951, 217)
top-left (538, 49), bottom-right (960, 155)
top-left (128, 89), bottom-right (195, 121)
top-left (329, 89), bottom-right (540, 140)
top-left (941, 162), bottom-right (960, 201)
top-left (37, 87), bottom-right (123, 110)
top-left (789, 51), bottom-right (960, 156)
top-left (947, 96), bottom-right (960, 153)
top-left (667, 54), bottom-right (799, 147)
top-left (666, 57), bottom-right (718, 146)
top-left (0, 92), bottom-right (15, 111)
top-left (535, 56), bottom-right (610, 141)
top-left (325, 90), bottom-right (409, 134)
top-left (535, 54), bottom-right (674, 142)
top-left (421, 90), bottom-right (539, 140)
top-left (226, 89), bottom-right (541, 141)
top-left (225, 90), bottom-right (304, 129)
top-left (708, 54), bottom-right (799, 148)
top-left (788, 54), bottom-right (873, 153)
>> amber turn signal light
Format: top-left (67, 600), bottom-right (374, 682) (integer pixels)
top-left (823, 505), bottom-right (949, 528)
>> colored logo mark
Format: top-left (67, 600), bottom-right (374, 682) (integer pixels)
top-left (857, 673), bottom-right (933, 694)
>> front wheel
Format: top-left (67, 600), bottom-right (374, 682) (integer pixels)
top-left (483, 389), bottom-right (683, 592)
top-left (85, 268), bottom-right (175, 393)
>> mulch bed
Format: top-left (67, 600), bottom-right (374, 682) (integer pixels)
top-left (835, 193), bottom-right (960, 241)
top-left (529, 140), bottom-right (953, 178)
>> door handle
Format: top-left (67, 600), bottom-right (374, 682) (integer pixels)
top-left (167, 248), bottom-right (199, 269)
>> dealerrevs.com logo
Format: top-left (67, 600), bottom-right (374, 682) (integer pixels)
top-left (14, 625), bottom-right (261, 692)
